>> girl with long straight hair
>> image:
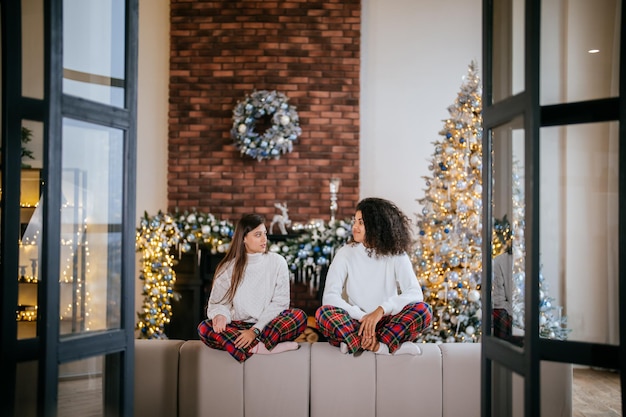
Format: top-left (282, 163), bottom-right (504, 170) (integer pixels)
top-left (198, 214), bottom-right (307, 362)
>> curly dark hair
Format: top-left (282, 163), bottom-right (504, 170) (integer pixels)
top-left (354, 197), bottom-right (413, 256)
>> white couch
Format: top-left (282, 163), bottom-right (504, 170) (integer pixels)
top-left (134, 339), bottom-right (572, 417)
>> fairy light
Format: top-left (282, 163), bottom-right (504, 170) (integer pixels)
top-left (135, 212), bottom-right (183, 339)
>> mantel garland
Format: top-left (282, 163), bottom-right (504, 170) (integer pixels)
top-left (231, 90), bottom-right (302, 162)
top-left (135, 210), bottom-right (235, 339)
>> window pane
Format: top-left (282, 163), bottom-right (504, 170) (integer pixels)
top-left (22, 0), bottom-right (44, 99)
top-left (540, 122), bottom-right (619, 344)
top-left (491, 362), bottom-right (518, 416)
top-left (491, 0), bottom-right (525, 103)
top-left (15, 361), bottom-right (38, 417)
top-left (63, 0), bottom-right (125, 107)
top-left (540, 0), bottom-right (620, 106)
top-left (503, 360), bottom-right (573, 416)
top-left (58, 356), bottom-right (104, 417)
top-left (61, 118), bottom-right (124, 335)
top-left (18, 120), bottom-right (44, 340)
top-left (491, 116), bottom-right (525, 347)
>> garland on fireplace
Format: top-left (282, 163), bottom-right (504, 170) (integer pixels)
top-left (281, 219), bottom-right (352, 272)
top-left (135, 211), bottom-right (181, 340)
top-left (231, 90), bottom-right (302, 162)
top-left (135, 209), bottom-right (351, 339)
top-left (135, 210), bottom-right (235, 339)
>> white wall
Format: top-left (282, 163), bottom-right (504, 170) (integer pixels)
top-left (136, 0), bottom-right (170, 312)
top-left (137, 0), bottom-right (169, 215)
top-left (360, 0), bottom-right (482, 223)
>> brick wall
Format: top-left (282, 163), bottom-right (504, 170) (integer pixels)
top-left (168, 0), bottom-right (361, 226)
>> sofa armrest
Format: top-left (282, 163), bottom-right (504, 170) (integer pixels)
top-left (439, 342), bottom-right (481, 417)
top-left (134, 339), bottom-right (185, 417)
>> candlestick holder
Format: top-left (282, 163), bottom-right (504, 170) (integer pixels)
top-left (329, 177), bottom-right (341, 223)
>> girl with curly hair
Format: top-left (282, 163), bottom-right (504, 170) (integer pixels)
top-left (315, 197), bottom-right (432, 355)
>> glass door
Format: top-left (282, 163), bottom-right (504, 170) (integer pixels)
top-left (481, 0), bottom-right (625, 416)
top-left (1, 0), bottom-right (138, 415)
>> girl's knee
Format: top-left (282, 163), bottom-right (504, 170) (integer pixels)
top-left (314, 305), bottom-right (328, 321)
top-left (407, 301), bottom-right (432, 314)
top-left (197, 319), bottom-right (213, 335)
top-left (292, 308), bottom-right (307, 322)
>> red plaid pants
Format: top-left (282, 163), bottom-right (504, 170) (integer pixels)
top-left (493, 308), bottom-right (512, 339)
top-left (197, 308), bottom-right (307, 362)
top-left (315, 302), bottom-right (432, 354)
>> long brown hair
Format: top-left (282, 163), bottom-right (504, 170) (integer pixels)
top-left (213, 214), bottom-right (266, 303)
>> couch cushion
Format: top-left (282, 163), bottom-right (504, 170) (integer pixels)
top-left (179, 340), bottom-right (244, 417)
top-left (310, 343), bottom-right (376, 417)
top-left (134, 339), bottom-right (185, 417)
top-left (244, 343), bottom-right (310, 417)
top-left (376, 343), bottom-right (443, 417)
top-left (439, 342), bottom-right (481, 417)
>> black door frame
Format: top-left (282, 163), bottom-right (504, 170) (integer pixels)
top-left (481, 1), bottom-right (625, 416)
top-left (0, 0), bottom-right (138, 415)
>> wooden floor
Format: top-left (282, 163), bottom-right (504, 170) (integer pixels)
top-left (54, 365), bottom-right (621, 416)
top-left (572, 367), bottom-right (622, 417)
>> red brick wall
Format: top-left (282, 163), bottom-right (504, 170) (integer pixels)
top-left (168, 0), bottom-right (361, 226)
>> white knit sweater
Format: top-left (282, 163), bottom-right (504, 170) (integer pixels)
top-left (206, 252), bottom-right (290, 330)
top-left (322, 243), bottom-right (424, 320)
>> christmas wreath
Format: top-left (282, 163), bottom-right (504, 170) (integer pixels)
top-left (231, 90), bottom-right (302, 162)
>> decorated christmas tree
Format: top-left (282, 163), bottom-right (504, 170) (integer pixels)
top-left (413, 61), bottom-right (484, 343)
top-left (508, 162), bottom-right (570, 339)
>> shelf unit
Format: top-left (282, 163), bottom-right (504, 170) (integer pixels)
top-left (16, 168), bottom-right (88, 339)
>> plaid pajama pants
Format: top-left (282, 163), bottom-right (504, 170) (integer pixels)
top-left (493, 308), bottom-right (512, 339)
top-left (197, 308), bottom-right (307, 363)
top-left (315, 302), bottom-right (432, 354)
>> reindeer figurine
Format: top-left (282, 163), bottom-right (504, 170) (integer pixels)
top-left (270, 202), bottom-right (291, 235)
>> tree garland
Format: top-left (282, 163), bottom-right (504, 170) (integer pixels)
top-left (231, 90), bottom-right (302, 161)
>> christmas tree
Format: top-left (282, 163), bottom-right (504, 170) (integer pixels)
top-left (412, 63), bottom-right (569, 343)
top-left (413, 61), bottom-right (484, 343)
top-left (508, 162), bottom-right (570, 340)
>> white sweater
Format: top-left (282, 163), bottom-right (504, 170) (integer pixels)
top-left (322, 243), bottom-right (424, 320)
top-left (206, 252), bottom-right (290, 330)
top-left (492, 252), bottom-right (513, 314)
